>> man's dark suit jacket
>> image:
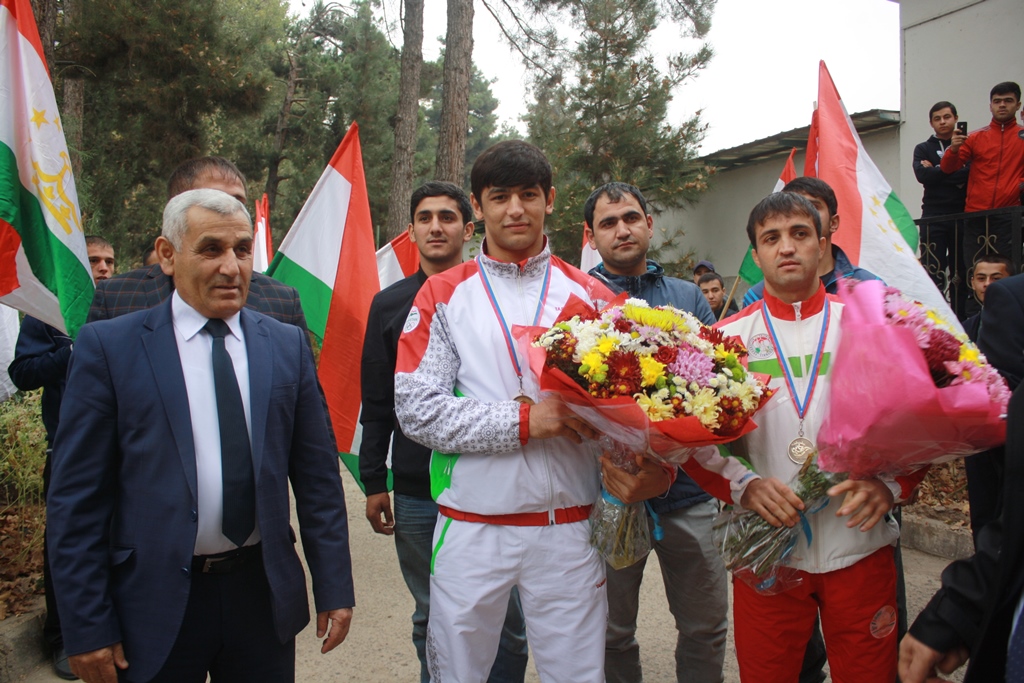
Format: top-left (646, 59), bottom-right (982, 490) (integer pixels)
top-left (47, 300), bottom-right (354, 683)
top-left (88, 264), bottom-right (308, 329)
top-left (907, 277), bottom-right (1024, 681)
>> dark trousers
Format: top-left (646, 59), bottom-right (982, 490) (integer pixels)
top-left (966, 446), bottom-right (1005, 544)
top-left (141, 551), bottom-right (295, 683)
top-left (920, 218), bottom-right (968, 314)
top-left (42, 449), bottom-right (62, 650)
top-left (964, 214), bottom-right (1015, 265)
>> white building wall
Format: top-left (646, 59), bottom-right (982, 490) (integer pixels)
top-left (897, 0), bottom-right (1024, 219)
top-left (658, 127), bottom-right (900, 281)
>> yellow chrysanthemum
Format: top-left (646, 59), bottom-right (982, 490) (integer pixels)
top-left (959, 345), bottom-right (980, 364)
top-left (639, 356), bottom-right (666, 387)
top-left (597, 335), bottom-right (618, 355)
top-left (685, 387), bottom-right (721, 429)
top-left (635, 392), bottom-right (675, 421)
top-left (622, 304), bottom-right (687, 333)
top-left (580, 351), bottom-right (606, 379)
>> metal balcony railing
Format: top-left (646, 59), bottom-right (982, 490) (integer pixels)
top-left (914, 206), bottom-right (1024, 319)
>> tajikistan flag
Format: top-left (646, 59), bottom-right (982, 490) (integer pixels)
top-left (253, 192), bottom-right (272, 274)
top-left (737, 147), bottom-right (798, 285)
top-left (267, 122), bottom-right (379, 484)
top-left (1, 0), bottom-right (93, 337)
top-left (376, 231), bottom-right (419, 289)
top-left (809, 60), bottom-right (956, 323)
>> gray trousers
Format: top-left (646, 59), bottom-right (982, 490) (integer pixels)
top-left (605, 498), bottom-right (728, 683)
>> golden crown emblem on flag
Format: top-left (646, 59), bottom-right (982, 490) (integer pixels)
top-left (31, 152), bottom-right (82, 236)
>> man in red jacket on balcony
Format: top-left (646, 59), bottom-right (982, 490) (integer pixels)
top-left (941, 81), bottom-right (1024, 264)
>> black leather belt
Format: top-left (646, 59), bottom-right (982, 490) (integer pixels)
top-left (192, 543), bottom-right (262, 574)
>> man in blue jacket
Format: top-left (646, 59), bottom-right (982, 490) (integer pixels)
top-left (8, 235), bottom-right (116, 680)
top-left (583, 182), bottom-right (726, 683)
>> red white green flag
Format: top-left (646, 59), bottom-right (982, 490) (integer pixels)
top-left (808, 60), bottom-right (955, 321)
top-left (376, 231), bottom-right (419, 289)
top-left (253, 192), bottom-right (272, 273)
top-left (266, 123), bottom-right (379, 483)
top-left (737, 147), bottom-right (798, 285)
top-left (0, 0), bottom-right (93, 336)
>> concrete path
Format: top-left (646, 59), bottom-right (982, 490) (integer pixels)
top-left (22, 474), bottom-right (965, 682)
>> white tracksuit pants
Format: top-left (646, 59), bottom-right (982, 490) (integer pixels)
top-left (427, 517), bottom-right (607, 683)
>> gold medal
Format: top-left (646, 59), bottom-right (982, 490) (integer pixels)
top-left (514, 395), bottom-right (535, 405)
top-left (788, 437), bottom-right (815, 465)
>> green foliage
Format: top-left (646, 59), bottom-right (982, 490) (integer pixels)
top-left (0, 393), bottom-right (47, 508)
top-left (62, 0), bottom-right (288, 260)
top-left (525, 0), bottom-right (715, 268)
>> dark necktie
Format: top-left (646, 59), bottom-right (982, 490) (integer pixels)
top-left (205, 318), bottom-right (255, 547)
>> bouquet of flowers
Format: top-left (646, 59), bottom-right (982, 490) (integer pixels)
top-left (713, 459), bottom-right (845, 595)
top-left (816, 280), bottom-right (1009, 478)
top-left (525, 295), bottom-right (774, 568)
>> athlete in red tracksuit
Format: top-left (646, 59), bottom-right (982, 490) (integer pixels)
top-left (682, 192), bottom-right (927, 683)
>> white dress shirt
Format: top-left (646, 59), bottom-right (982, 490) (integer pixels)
top-left (171, 292), bottom-right (260, 555)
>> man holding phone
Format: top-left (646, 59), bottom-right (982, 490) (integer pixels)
top-left (941, 82), bottom-right (1024, 264)
top-left (913, 101), bottom-right (970, 298)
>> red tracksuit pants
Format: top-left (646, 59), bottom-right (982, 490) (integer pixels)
top-left (733, 546), bottom-right (897, 683)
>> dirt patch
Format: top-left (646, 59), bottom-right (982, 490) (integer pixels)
top-left (905, 459), bottom-right (970, 531)
top-left (0, 503), bottom-right (44, 621)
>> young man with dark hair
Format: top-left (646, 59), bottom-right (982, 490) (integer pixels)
top-left (360, 181), bottom-right (527, 683)
top-left (9, 236), bottom-right (116, 680)
top-left (942, 81), bottom-right (1024, 262)
top-left (394, 141), bottom-right (614, 681)
top-left (583, 182), bottom-right (726, 683)
top-left (742, 177), bottom-right (881, 307)
top-left (683, 192), bottom-right (926, 682)
top-left (166, 156), bottom-right (248, 203)
top-left (964, 254), bottom-right (1013, 342)
top-left (914, 101), bottom-right (970, 293)
top-left (699, 272), bottom-right (738, 320)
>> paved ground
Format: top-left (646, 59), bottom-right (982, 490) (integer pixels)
top-left (23, 474), bottom-right (966, 682)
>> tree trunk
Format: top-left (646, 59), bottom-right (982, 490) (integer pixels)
top-left (28, 0), bottom-right (56, 70)
top-left (384, 0), bottom-right (425, 242)
top-left (61, 0), bottom-right (83, 178)
top-left (434, 0), bottom-right (473, 184)
top-left (265, 51), bottom-right (302, 212)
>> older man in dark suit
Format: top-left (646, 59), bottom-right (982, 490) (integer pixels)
top-left (87, 157), bottom-right (307, 329)
top-left (47, 189), bottom-right (354, 683)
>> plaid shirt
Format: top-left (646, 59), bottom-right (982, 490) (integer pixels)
top-left (88, 264), bottom-right (309, 331)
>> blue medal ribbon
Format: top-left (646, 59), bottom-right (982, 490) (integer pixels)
top-left (476, 255), bottom-right (552, 390)
top-left (759, 299), bottom-right (831, 422)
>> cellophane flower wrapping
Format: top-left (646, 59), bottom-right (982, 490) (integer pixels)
top-left (712, 460), bottom-right (845, 595)
top-left (816, 280), bottom-right (1008, 478)
top-left (588, 437), bottom-right (652, 570)
top-left (517, 294), bottom-right (774, 569)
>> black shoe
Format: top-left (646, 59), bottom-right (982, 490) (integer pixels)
top-left (53, 647), bottom-right (78, 680)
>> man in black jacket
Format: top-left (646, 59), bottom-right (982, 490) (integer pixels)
top-left (359, 181), bottom-right (528, 683)
top-left (913, 101), bottom-right (970, 300)
top-left (899, 274), bottom-right (1024, 682)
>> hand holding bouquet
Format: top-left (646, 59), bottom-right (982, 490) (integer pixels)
top-left (525, 295), bottom-right (774, 568)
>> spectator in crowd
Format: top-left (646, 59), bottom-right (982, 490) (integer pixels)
top-left (682, 192), bottom-right (927, 682)
top-left (88, 157), bottom-right (308, 332)
top-left (900, 277), bottom-right (1024, 683)
top-left (941, 82), bottom-right (1024, 263)
top-left (583, 182), bottom-right (726, 683)
top-left (913, 101), bottom-right (970, 296)
top-left (7, 235), bottom-right (115, 680)
top-left (698, 271), bottom-right (739, 321)
top-left (742, 177), bottom-right (881, 307)
top-left (359, 181), bottom-right (528, 683)
top-left (142, 243), bottom-right (159, 267)
top-left (963, 254), bottom-right (1013, 342)
top-left (46, 189), bottom-right (354, 683)
top-left (692, 259), bottom-right (715, 284)
top-left (394, 141), bottom-right (614, 682)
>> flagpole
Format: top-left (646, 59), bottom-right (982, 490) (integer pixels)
top-left (720, 276), bottom-right (741, 322)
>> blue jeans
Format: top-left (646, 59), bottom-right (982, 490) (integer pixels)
top-left (393, 494), bottom-right (529, 683)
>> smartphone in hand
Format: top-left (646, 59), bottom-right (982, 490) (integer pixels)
top-left (956, 121), bottom-right (968, 135)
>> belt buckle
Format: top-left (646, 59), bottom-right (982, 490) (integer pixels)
top-left (202, 556), bottom-right (229, 573)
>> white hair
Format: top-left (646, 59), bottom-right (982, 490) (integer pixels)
top-left (162, 189), bottom-right (251, 250)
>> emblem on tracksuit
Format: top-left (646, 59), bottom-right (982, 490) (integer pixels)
top-left (403, 307), bottom-right (421, 334)
top-left (748, 333), bottom-right (775, 360)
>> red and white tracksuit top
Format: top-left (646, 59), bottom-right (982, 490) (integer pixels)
top-left (394, 243), bottom-right (614, 517)
top-left (683, 285), bottom-right (925, 574)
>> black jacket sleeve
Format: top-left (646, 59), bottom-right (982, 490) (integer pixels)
top-left (978, 277), bottom-right (1024, 391)
top-left (358, 294), bottom-right (396, 496)
top-left (8, 317), bottom-right (72, 391)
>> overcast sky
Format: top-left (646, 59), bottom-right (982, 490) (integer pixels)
top-left (290, 0), bottom-right (902, 155)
